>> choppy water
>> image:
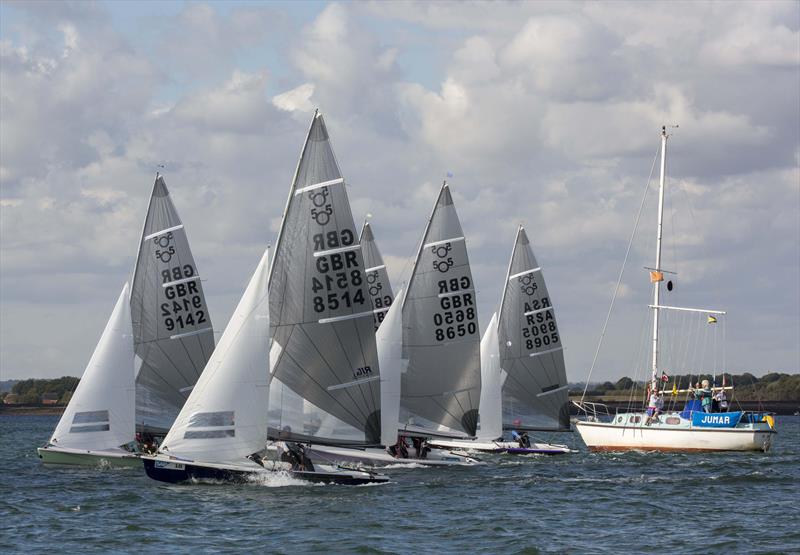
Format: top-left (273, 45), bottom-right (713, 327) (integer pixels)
top-left (2, 415), bottom-right (798, 554)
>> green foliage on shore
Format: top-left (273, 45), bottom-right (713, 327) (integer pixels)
top-left (9, 377), bottom-right (80, 405)
top-left (574, 373), bottom-right (800, 401)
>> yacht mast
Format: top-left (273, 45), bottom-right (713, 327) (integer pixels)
top-left (650, 126), bottom-right (668, 389)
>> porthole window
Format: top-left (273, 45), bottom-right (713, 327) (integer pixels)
top-left (630, 415), bottom-right (641, 424)
top-left (666, 417), bottom-right (680, 425)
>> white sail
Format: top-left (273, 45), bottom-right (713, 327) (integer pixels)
top-left (376, 287), bottom-right (405, 447)
top-left (360, 222), bottom-right (394, 330)
top-left (159, 248), bottom-right (270, 463)
top-left (477, 312), bottom-right (503, 441)
top-left (131, 175), bottom-right (215, 433)
top-left (498, 226), bottom-right (569, 431)
top-left (268, 112), bottom-right (382, 445)
top-left (50, 284), bottom-right (135, 451)
top-left (401, 182), bottom-right (481, 436)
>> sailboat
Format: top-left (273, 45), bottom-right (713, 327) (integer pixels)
top-left (430, 226), bottom-right (574, 455)
top-left (130, 174), bottom-right (215, 435)
top-left (311, 182), bottom-right (481, 466)
top-left (38, 174), bottom-right (214, 467)
top-left (574, 127), bottom-right (777, 452)
top-left (361, 221), bottom-right (394, 331)
top-left (37, 284), bottom-right (141, 467)
top-left (262, 111), bottom-right (393, 481)
top-left (306, 205), bottom-right (479, 466)
top-left (142, 246), bottom-right (385, 485)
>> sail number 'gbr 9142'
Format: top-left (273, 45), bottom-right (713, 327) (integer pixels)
top-left (153, 231), bottom-right (207, 333)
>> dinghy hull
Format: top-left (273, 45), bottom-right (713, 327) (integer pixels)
top-left (143, 458), bottom-right (259, 483)
top-left (428, 438), bottom-right (574, 455)
top-left (142, 457), bottom-right (390, 485)
top-left (37, 446), bottom-right (142, 468)
top-left (304, 445), bottom-right (482, 467)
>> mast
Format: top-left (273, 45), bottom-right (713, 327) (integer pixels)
top-left (650, 126), bottom-right (668, 390)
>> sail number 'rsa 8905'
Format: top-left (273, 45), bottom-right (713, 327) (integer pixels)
top-left (520, 280), bottom-right (559, 350)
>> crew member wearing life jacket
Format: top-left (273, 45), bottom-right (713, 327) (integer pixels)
top-left (691, 380), bottom-right (713, 413)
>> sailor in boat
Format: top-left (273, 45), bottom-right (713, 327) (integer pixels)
top-left (645, 388), bottom-right (664, 425)
top-left (280, 442), bottom-right (315, 471)
top-left (388, 435), bottom-right (410, 458)
top-left (713, 388), bottom-right (729, 412)
top-left (510, 430), bottom-right (531, 448)
top-left (691, 380), bottom-right (714, 413)
top-left (411, 437), bottom-right (430, 459)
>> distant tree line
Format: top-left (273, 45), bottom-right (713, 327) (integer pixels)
top-left (1, 377), bottom-right (80, 405)
top-left (571, 372), bottom-right (800, 401)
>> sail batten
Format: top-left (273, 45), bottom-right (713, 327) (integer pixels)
top-left (399, 183), bottom-right (481, 436)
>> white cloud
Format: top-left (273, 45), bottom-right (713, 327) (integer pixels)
top-left (0, 1), bottom-right (797, 383)
top-left (273, 83), bottom-right (315, 114)
top-left (172, 70), bottom-right (271, 134)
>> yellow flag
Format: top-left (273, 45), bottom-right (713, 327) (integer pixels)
top-left (762, 415), bottom-right (775, 429)
top-left (650, 271), bottom-right (664, 283)
top-left (672, 382), bottom-right (677, 396)
top-left (707, 315), bottom-right (717, 324)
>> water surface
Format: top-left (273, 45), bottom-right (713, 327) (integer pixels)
top-left (2, 415), bottom-right (797, 554)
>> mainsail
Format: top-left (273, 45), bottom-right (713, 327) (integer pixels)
top-left (50, 284), bottom-right (135, 450)
top-left (401, 182), bottom-right (481, 436)
top-left (268, 112), bottom-right (381, 446)
top-left (360, 221), bottom-right (394, 330)
top-left (159, 249), bottom-right (270, 463)
top-left (131, 175), bottom-right (215, 433)
top-left (497, 226), bottom-right (569, 431)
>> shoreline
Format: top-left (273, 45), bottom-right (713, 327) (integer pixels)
top-left (570, 399), bottom-right (800, 416)
top-left (0, 406), bottom-right (66, 416)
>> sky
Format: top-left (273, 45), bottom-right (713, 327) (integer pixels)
top-left (1, 0), bottom-right (798, 383)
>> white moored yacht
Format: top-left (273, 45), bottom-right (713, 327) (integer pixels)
top-left (574, 127), bottom-right (776, 453)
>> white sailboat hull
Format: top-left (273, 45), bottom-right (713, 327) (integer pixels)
top-left (428, 437), bottom-right (574, 455)
top-left (575, 419), bottom-right (776, 452)
top-left (37, 445), bottom-right (142, 468)
top-left (303, 445), bottom-right (482, 467)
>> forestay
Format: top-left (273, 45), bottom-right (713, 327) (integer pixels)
top-left (360, 221), bottom-right (394, 330)
top-left (159, 249), bottom-right (270, 463)
top-left (131, 175), bottom-right (215, 433)
top-left (497, 226), bottom-right (569, 431)
top-left (401, 183), bottom-right (481, 436)
top-left (50, 284), bottom-right (135, 451)
top-left (268, 112), bottom-right (381, 446)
